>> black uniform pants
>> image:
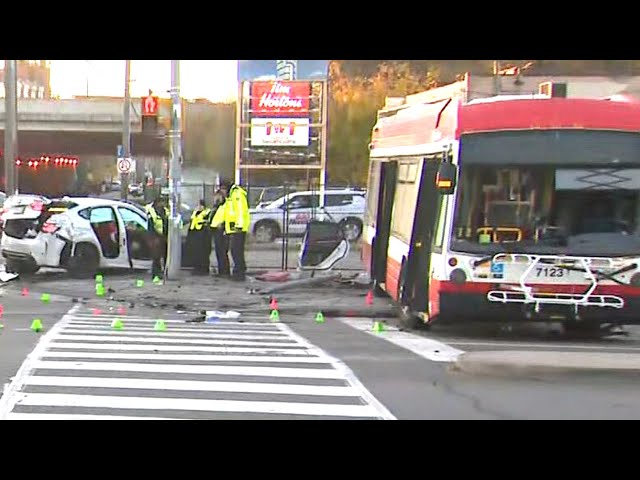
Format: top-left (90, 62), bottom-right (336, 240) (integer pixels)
top-left (213, 227), bottom-right (230, 275)
top-left (229, 231), bottom-right (247, 279)
top-left (151, 233), bottom-right (167, 278)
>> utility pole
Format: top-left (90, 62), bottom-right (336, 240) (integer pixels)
top-left (493, 60), bottom-right (502, 96)
top-left (121, 59), bottom-right (131, 200)
top-left (166, 60), bottom-right (183, 280)
top-left (4, 60), bottom-right (18, 194)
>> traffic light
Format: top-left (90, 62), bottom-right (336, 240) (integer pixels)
top-left (141, 93), bottom-right (159, 135)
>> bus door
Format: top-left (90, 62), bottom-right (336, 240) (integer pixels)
top-left (403, 159), bottom-right (441, 313)
top-left (373, 161), bottom-right (398, 286)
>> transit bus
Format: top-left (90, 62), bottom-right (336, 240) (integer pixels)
top-left (363, 74), bottom-right (640, 334)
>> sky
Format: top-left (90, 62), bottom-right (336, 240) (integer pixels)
top-left (49, 60), bottom-right (239, 102)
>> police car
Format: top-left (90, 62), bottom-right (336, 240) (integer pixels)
top-left (249, 188), bottom-right (366, 243)
top-left (0, 195), bottom-right (159, 276)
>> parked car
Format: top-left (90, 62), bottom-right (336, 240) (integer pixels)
top-left (249, 188), bottom-right (366, 243)
top-left (0, 195), bottom-right (189, 276)
top-left (128, 183), bottom-right (143, 197)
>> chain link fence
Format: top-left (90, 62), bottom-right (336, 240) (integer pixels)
top-left (144, 181), bottom-right (365, 272)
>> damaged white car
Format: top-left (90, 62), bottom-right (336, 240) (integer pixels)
top-left (0, 196), bottom-right (156, 277)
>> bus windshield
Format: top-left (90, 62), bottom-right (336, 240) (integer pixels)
top-left (449, 131), bottom-right (640, 257)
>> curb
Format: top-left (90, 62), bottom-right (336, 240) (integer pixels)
top-left (451, 350), bottom-right (640, 377)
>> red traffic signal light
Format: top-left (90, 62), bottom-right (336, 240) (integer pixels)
top-left (142, 95), bottom-right (159, 116)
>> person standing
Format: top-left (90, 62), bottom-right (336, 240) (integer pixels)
top-left (210, 186), bottom-right (230, 277)
top-left (145, 195), bottom-right (169, 279)
top-left (185, 199), bottom-right (213, 275)
top-left (212, 179), bottom-right (250, 281)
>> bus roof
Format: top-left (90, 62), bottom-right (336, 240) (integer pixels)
top-left (371, 79), bottom-right (640, 157)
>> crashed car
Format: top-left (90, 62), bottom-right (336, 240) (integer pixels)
top-left (0, 195), bottom-right (160, 276)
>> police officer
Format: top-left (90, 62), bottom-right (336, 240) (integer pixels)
top-left (212, 179), bottom-right (250, 281)
top-left (210, 186), bottom-right (230, 277)
top-left (185, 199), bottom-right (213, 275)
top-left (145, 195), bottom-right (169, 279)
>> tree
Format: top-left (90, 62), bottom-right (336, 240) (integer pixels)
top-left (327, 61), bottom-right (439, 186)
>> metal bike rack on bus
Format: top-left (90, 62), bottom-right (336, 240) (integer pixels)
top-left (486, 253), bottom-right (625, 314)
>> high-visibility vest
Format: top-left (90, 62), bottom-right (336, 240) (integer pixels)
top-left (223, 185), bottom-right (250, 234)
top-left (145, 203), bottom-right (169, 235)
top-left (189, 208), bottom-right (212, 231)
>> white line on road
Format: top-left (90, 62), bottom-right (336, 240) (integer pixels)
top-left (47, 342), bottom-right (311, 355)
top-left (24, 376), bottom-right (360, 397)
top-left (13, 393), bottom-right (383, 418)
top-left (275, 322), bottom-right (397, 420)
top-left (51, 335), bottom-right (304, 347)
top-left (5, 413), bottom-right (179, 420)
top-left (65, 323), bottom-right (286, 335)
top-left (337, 318), bottom-right (465, 363)
top-left (70, 315), bottom-right (273, 326)
top-left (60, 328), bottom-right (293, 341)
top-left (0, 305), bottom-right (82, 420)
top-left (40, 351), bottom-right (332, 363)
top-left (31, 360), bottom-right (346, 379)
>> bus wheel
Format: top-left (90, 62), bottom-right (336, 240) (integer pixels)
top-left (397, 261), bottom-right (422, 330)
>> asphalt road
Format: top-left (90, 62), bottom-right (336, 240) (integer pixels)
top-left (1, 290), bottom-right (640, 419)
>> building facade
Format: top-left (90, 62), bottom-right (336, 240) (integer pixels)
top-left (0, 60), bottom-right (51, 99)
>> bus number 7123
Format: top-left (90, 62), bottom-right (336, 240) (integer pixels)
top-left (536, 267), bottom-right (565, 278)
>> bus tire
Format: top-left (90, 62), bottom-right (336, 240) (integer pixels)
top-left (397, 259), bottom-right (422, 330)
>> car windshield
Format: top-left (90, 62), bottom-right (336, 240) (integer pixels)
top-left (449, 130), bottom-right (640, 257)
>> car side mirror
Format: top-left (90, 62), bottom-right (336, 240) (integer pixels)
top-left (436, 162), bottom-right (457, 195)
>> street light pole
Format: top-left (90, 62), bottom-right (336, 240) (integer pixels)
top-left (4, 60), bottom-right (18, 194)
top-left (121, 59), bottom-right (131, 200)
top-left (166, 60), bottom-right (183, 280)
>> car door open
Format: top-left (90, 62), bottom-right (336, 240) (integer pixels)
top-left (117, 207), bottom-right (153, 268)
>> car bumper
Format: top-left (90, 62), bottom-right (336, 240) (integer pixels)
top-left (1, 233), bottom-right (67, 267)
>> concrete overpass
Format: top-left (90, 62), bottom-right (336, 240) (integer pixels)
top-left (0, 97), bottom-right (169, 157)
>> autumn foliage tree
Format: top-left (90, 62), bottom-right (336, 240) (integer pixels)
top-left (327, 61), bottom-right (439, 186)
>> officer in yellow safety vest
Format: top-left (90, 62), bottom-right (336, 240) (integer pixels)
top-left (185, 199), bottom-right (213, 275)
top-left (145, 196), bottom-right (170, 279)
top-left (211, 179), bottom-right (250, 281)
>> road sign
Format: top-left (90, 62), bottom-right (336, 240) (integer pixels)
top-left (117, 157), bottom-right (133, 174)
top-left (142, 95), bottom-right (159, 116)
top-left (117, 145), bottom-right (124, 158)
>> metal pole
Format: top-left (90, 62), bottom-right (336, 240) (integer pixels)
top-left (4, 60), bottom-right (18, 194)
top-left (493, 60), bottom-right (502, 96)
top-left (121, 59), bottom-right (131, 200)
top-left (166, 60), bottom-right (183, 280)
top-left (234, 81), bottom-right (243, 185)
top-left (318, 80), bottom-right (328, 214)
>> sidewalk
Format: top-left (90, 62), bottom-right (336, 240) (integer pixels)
top-left (452, 350), bottom-right (640, 377)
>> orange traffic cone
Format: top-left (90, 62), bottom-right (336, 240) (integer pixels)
top-left (21, 287), bottom-right (29, 297)
top-left (366, 290), bottom-right (374, 306)
top-left (269, 297), bottom-right (278, 311)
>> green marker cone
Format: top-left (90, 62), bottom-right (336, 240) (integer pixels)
top-left (154, 319), bottom-right (167, 331)
top-left (31, 319), bottom-right (43, 332)
top-left (136, 279), bottom-right (144, 287)
top-left (40, 293), bottom-right (51, 304)
top-left (111, 318), bottom-right (123, 330)
top-left (315, 312), bottom-right (325, 324)
top-left (153, 276), bottom-right (162, 284)
top-left (95, 284), bottom-right (105, 297)
top-left (270, 310), bottom-right (280, 322)
top-left (373, 321), bottom-right (385, 333)
top-left (95, 274), bottom-right (103, 283)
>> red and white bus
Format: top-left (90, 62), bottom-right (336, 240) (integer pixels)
top-left (363, 74), bottom-right (640, 333)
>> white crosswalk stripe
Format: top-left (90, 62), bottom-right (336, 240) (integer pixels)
top-left (0, 306), bottom-right (395, 420)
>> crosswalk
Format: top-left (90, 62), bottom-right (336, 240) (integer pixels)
top-left (0, 306), bottom-right (395, 420)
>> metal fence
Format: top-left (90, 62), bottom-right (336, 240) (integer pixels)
top-left (171, 182), bottom-right (365, 272)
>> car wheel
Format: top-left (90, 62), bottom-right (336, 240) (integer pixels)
top-left (341, 218), bottom-right (363, 242)
top-left (5, 258), bottom-right (40, 276)
top-left (68, 243), bottom-right (100, 278)
top-left (254, 221), bottom-right (279, 243)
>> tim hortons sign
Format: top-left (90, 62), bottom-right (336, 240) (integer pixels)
top-left (251, 81), bottom-right (310, 116)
